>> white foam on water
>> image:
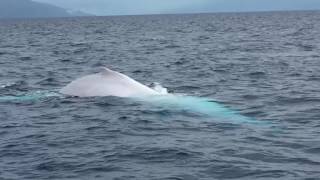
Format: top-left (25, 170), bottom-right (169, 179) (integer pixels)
top-left (0, 81), bottom-right (16, 88)
top-left (150, 82), bottom-right (168, 95)
top-left (0, 90), bottom-right (62, 102)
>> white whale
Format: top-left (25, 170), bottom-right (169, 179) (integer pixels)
top-left (58, 67), bottom-right (260, 124)
top-left (60, 67), bottom-right (160, 97)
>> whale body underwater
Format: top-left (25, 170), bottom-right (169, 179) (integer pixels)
top-left (1, 68), bottom-right (262, 124)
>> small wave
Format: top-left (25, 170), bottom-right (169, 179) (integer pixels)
top-left (70, 42), bottom-right (87, 47)
top-left (120, 146), bottom-right (202, 162)
top-left (164, 44), bottom-right (181, 49)
top-left (36, 77), bottom-right (60, 86)
top-left (19, 56), bottom-right (32, 61)
top-left (0, 82), bottom-right (13, 89)
top-left (297, 43), bottom-right (315, 51)
top-left (247, 71), bottom-right (267, 79)
top-left (0, 81), bottom-right (28, 91)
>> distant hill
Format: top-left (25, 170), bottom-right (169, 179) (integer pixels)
top-left (0, 0), bottom-right (91, 19)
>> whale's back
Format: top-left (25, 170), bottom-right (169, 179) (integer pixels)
top-left (60, 68), bottom-right (158, 97)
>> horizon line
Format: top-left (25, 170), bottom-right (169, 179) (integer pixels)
top-left (1, 9), bottom-right (319, 20)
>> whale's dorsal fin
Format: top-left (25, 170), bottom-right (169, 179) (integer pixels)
top-left (100, 67), bottom-right (125, 79)
top-left (100, 67), bottom-right (115, 75)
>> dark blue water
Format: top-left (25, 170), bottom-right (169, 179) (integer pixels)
top-left (1, 11), bottom-right (320, 179)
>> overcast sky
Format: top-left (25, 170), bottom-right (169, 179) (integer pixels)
top-left (33, 0), bottom-right (320, 15)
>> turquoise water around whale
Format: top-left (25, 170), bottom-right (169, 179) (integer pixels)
top-left (1, 11), bottom-right (320, 179)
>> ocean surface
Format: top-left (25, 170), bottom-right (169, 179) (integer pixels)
top-left (1, 11), bottom-right (320, 180)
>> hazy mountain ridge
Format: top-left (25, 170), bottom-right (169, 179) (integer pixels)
top-left (0, 0), bottom-right (91, 19)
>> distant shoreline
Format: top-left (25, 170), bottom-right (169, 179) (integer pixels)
top-left (1, 9), bottom-right (319, 21)
top-left (0, 0), bottom-right (92, 20)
